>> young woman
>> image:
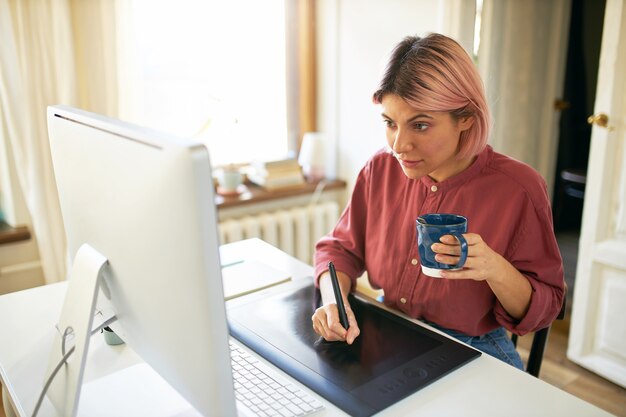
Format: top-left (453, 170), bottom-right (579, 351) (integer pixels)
top-left (311, 33), bottom-right (564, 369)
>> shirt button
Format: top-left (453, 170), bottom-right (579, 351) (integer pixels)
top-left (411, 258), bottom-right (418, 265)
top-left (431, 185), bottom-right (438, 192)
top-left (400, 298), bottom-right (407, 304)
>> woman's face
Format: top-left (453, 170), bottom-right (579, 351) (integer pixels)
top-left (381, 94), bottom-right (474, 182)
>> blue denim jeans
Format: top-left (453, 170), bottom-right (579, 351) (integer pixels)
top-left (429, 323), bottom-right (525, 370)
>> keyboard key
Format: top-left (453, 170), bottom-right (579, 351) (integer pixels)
top-left (230, 341), bottom-right (324, 417)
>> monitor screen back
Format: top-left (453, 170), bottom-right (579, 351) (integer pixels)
top-left (48, 105), bottom-right (236, 416)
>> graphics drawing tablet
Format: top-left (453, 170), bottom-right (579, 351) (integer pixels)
top-left (227, 278), bottom-right (481, 417)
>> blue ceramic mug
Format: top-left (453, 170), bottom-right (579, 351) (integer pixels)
top-left (416, 214), bottom-right (468, 278)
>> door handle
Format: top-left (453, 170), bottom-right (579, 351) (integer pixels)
top-left (587, 113), bottom-right (614, 131)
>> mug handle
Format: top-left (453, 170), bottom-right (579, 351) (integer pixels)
top-left (450, 233), bottom-right (468, 269)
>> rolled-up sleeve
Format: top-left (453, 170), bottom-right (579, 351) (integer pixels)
top-left (314, 164), bottom-right (371, 290)
top-left (494, 202), bottom-right (565, 335)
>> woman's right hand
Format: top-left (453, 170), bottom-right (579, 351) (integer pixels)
top-left (311, 269), bottom-right (361, 344)
top-left (311, 300), bottom-right (360, 344)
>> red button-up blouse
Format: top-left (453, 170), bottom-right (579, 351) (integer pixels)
top-left (314, 146), bottom-right (564, 336)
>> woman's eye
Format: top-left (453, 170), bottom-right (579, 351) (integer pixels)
top-left (414, 123), bottom-right (428, 131)
top-left (383, 119), bottom-right (395, 128)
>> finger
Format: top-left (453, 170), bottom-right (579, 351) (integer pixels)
top-left (439, 233), bottom-right (481, 246)
top-left (439, 269), bottom-right (483, 281)
top-left (434, 253), bottom-right (462, 265)
top-left (438, 268), bottom-right (469, 280)
top-left (463, 233), bottom-right (482, 245)
top-left (341, 307), bottom-right (359, 344)
top-left (346, 327), bottom-right (360, 344)
top-left (311, 313), bottom-right (327, 338)
top-left (432, 238), bottom-right (467, 256)
top-left (321, 304), bottom-right (347, 340)
top-left (435, 249), bottom-right (483, 269)
top-left (312, 309), bottom-right (341, 341)
top-left (326, 311), bottom-right (348, 339)
top-left (435, 235), bottom-right (485, 258)
top-left (312, 313), bottom-right (329, 338)
top-left (438, 234), bottom-right (462, 246)
top-left (439, 261), bottom-right (486, 281)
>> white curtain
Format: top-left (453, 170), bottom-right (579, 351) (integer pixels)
top-left (478, 0), bottom-right (571, 195)
top-left (0, 0), bottom-right (120, 284)
top-left (440, 0), bottom-right (477, 55)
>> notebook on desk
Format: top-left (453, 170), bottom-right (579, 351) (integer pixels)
top-left (221, 260), bottom-right (291, 300)
top-left (227, 278), bottom-right (481, 417)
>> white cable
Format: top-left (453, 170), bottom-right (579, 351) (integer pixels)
top-left (31, 315), bottom-right (118, 417)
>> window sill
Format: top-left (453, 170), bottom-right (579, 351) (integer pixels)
top-left (0, 221), bottom-right (31, 245)
top-left (215, 178), bottom-right (346, 209)
top-left (0, 181), bottom-right (347, 244)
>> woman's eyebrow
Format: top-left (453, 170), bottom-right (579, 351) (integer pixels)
top-left (407, 113), bottom-right (434, 122)
top-left (381, 112), bottom-right (434, 121)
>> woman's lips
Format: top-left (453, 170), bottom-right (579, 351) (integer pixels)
top-left (399, 159), bottom-right (423, 168)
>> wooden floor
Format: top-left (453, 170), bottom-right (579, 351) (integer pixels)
top-left (517, 318), bottom-right (626, 416)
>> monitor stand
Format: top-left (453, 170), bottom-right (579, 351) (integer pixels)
top-left (38, 244), bottom-right (108, 417)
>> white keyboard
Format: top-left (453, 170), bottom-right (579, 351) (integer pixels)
top-left (230, 341), bottom-right (325, 417)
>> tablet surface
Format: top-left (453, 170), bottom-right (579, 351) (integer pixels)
top-left (227, 279), bottom-right (481, 417)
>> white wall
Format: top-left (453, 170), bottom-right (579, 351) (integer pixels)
top-left (316, 0), bottom-right (475, 196)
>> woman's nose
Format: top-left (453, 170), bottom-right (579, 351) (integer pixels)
top-left (392, 129), bottom-right (412, 154)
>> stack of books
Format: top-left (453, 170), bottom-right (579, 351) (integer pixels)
top-left (247, 158), bottom-right (305, 191)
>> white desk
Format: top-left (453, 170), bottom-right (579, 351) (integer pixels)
top-left (0, 239), bottom-right (613, 417)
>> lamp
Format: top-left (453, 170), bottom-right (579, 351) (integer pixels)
top-left (298, 132), bottom-right (326, 182)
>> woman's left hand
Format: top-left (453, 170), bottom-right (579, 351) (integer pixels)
top-left (431, 233), bottom-right (505, 282)
top-left (431, 232), bottom-right (533, 319)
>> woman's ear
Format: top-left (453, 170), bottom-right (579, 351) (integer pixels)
top-left (458, 115), bottom-right (475, 132)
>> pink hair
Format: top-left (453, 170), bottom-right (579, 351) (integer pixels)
top-left (372, 33), bottom-right (490, 158)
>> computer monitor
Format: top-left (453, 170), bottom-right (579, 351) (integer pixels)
top-left (45, 105), bottom-right (236, 416)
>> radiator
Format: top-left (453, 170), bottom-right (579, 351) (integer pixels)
top-left (218, 201), bottom-right (340, 264)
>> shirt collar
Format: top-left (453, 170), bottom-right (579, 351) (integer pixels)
top-left (419, 145), bottom-right (493, 191)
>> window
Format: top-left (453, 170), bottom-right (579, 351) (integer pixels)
top-left (121, 0), bottom-right (291, 166)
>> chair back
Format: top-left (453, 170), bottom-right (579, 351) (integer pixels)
top-left (511, 290), bottom-right (567, 377)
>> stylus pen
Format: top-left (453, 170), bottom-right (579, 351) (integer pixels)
top-left (328, 261), bottom-right (350, 330)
